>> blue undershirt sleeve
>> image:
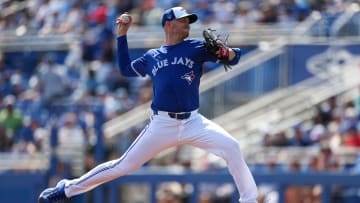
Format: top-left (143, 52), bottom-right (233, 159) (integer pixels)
top-left (228, 48), bottom-right (242, 65)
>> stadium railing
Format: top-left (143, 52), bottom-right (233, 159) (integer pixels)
top-left (215, 52), bottom-right (360, 157)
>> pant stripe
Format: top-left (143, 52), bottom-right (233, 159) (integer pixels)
top-left (67, 124), bottom-right (150, 188)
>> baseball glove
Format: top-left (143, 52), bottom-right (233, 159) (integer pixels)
top-left (203, 28), bottom-right (232, 71)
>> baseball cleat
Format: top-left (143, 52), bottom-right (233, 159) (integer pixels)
top-left (38, 180), bottom-right (67, 203)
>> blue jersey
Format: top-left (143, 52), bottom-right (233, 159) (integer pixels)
top-left (117, 35), bottom-right (241, 112)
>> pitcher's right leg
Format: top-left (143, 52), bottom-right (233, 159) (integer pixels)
top-left (39, 116), bottom-right (180, 202)
top-left (64, 123), bottom-right (178, 197)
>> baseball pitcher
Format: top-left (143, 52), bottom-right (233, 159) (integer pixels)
top-left (38, 7), bottom-right (258, 203)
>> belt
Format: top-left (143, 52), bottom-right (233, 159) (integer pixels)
top-left (153, 110), bottom-right (192, 120)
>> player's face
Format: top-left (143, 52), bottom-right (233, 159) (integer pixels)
top-left (170, 17), bottom-right (190, 39)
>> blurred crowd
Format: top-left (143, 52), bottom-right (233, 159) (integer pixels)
top-left (0, 0), bottom-right (358, 152)
top-left (258, 94), bottom-right (360, 203)
top-left (1, 0), bottom-right (358, 36)
top-left (1, 0), bottom-right (360, 203)
top-left (262, 95), bottom-right (360, 159)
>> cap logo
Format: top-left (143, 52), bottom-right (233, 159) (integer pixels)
top-left (166, 12), bottom-right (173, 20)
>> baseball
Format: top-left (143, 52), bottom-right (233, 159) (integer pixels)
top-left (120, 15), bottom-right (129, 23)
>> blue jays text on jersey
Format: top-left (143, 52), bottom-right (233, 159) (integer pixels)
top-left (117, 35), bottom-right (242, 113)
top-left (151, 56), bottom-right (195, 76)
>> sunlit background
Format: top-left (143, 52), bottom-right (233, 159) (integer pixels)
top-left (0, 0), bottom-right (360, 203)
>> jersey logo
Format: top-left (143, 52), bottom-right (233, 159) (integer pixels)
top-left (181, 71), bottom-right (195, 85)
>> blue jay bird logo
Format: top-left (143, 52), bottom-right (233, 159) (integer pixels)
top-left (181, 71), bottom-right (195, 85)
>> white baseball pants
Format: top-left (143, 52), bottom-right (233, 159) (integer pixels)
top-left (62, 111), bottom-right (258, 203)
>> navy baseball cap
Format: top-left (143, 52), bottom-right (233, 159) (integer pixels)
top-left (161, 7), bottom-right (198, 27)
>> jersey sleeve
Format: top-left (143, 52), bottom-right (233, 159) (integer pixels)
top-left (117, 36), bottom-right (147, 77)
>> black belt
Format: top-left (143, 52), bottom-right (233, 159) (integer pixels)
top-left (153, 110), bottom-right (191, 120)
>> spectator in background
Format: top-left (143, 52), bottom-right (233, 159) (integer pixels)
top-left (192, 0), bottom-right (213, 24)
top-left (19, 69), bottom-right (43, 112)
top-left (56, 112), bottom-right (86, 175)
top-left (285, 159), bottom-right (305, 203)
top-left (262, 133), bottom-right (273, 146)
top-left (56, 2), bottom-right (84, 34)
top-left (36, 54), bottom-right (68, 106)
top-left (33, 0), bottom-right (52, 27)
top-left (342, 126), bottom-right (360, 147)
top-left (106, 68), bottom-right (131, 94)
top-left (0, 4), bottom-right (18, 31)
top-left (38, 9), bottom-right (61, 35)
top-left (319, 96), bottom-right (338, 126)
top-left (309, 113), bottom-right (327, 143)
top-left (278, 6), bottom-right (298, 28)
top-left (318, 146), bottom-right (341, 171)
top-left (156, 182), bottom-right (185, 203)
top-left (307, 155), bottom-right (322, 172)
top-left (327, 109), bottom-right (344, 148)
top-left (272, 131), bottom-right (289, 146)
top-left (12, 113), bottom-right (49, 153)
top-left (85, 67), bottom-right (99, 97)
top-left (9, 69), bottom-right (25, 98)
top-left (288, 125), bottom-right (311, 146)
top-left (2, 0), bottom-right (356, 37)
top-left (342, 100), bottom-right (358, 129)
top-left (212, 0), bottom-right (236, 24)
top-left (134, 0), bottom-right (161, 26)
top-left (257, 156), bottom-right (280, 203)
top-left (0, 52), bottom-right (14, 96)
top-left (12, 116), bottom-right (39, 154)
top-left (77, 110), bottom-right (97, 147)
top-left (82, 3), bottom-right (114, 62)
top-left (0, 124), bottom-right (12, 152)
top-left (102, 88), bottom-right (132, 120)
top-left (93, 55), bottom-right (114, 87)
top-left (234, 1), bottom-right (258, 27)
top-left (258, 2), bottom-right (278, 23)
top-left (57, 112), bottom-right (86, 149)
top-left (0, 95), bottom-right (23, 141)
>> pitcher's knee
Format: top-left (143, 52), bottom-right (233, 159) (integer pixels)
top-left (223, 140), bottom-right (243, 159)
top-left (229, 139), bottom-right (242, 152)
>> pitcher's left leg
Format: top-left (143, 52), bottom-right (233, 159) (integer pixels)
top-left (182, 115), bottom-right (258, 203)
